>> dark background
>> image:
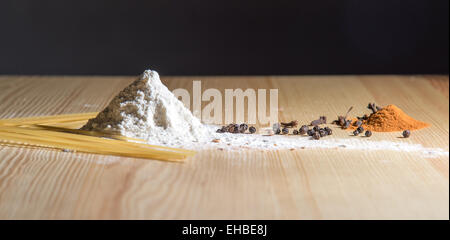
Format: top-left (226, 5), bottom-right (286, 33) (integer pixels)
top-left (0, 0), bottom-right (448, 76)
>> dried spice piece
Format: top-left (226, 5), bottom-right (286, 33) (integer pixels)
top-left (292, 129), bottom-right (299, 135)
top-left (357, 126), bottom-right (364, 134)
top-left (299, 125), bottom-right (308, 135)
top-left (310, 116), bottom-right (327, 126)
top-left (353, 130), bottom-right (360, 136)
top-left (402, 130), bottom-right (411, 138)
top-left (249, 126), bottom-right (256, 134)
top-left (367, 103), bottom-right (378, 114)
top-left (334, 106), bottom-right (353, 126)
top-left (319, 129), bottom-right (327, 137)
top-left (281, 120), bottom-right (298, 128)
top-left (239, 123), bottom-right (248, 133)
top-left (342, 120), bottom-right (351, 129)
top-left (282, 127), bottom-right (289, 134)
top-left (217, 124), bottom-right (230, 133)
top-left (226, 124), bottom-right (238, 133)
top-left (312, 131), bottom-right (320, 140)
top-left (365, 130), bottom-right (372, 137)
top-left (275, 128), bottom-right (281, 135)
top-left (354, 120), bottom-right (363, 127)
top-left (313, 125), bottom-right (320, 132)
top-left (307, 129), bottom-right (315, 136)
top-left (324, 127), bottom-right (332, 135)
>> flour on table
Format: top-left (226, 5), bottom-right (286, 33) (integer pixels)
top-left (82, 69), bottom-right (449, 158)
top-left (81, 69), bottom-right (209, 146)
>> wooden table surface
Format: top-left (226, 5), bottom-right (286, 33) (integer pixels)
top-left (0, 75), bottom-right (448, 220)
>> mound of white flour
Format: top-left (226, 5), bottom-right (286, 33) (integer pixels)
top-left (81, 70), bottom-right (209, 146)
top-left (82, 69), bottom-right (448, 158)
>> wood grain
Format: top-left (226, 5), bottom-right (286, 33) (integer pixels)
top-left (0, 75), bottom-right (448, 219)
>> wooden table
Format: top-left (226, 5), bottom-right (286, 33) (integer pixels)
top-left (0, 75), bottom-right (448, 219)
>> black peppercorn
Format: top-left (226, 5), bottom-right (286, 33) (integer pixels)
top-left (343, 120), bottom-right (351, 129)
top-left (228, 124), bottom-right (240, 133)
top-left (402, 130), bottom-right (411, 138)
top-left (312, 131), bottom-right (320, 140)
top-left (353, 130), bottom-right (360, 136)
top-left (292, 129), bottom-right (299, 135)
top-left (313, 125), bottom-right (320, 132)
top-left (282, 127), bottom-right (289, 134)
top-left (365, 130), bottom-right (372, 137)
top-left (355, 120), bottom-right (362, 127)
top-left (299, 125), bottom-right (308, 135)
top-left (319, 129), bottom-right (327, 137)
top-left (307, 129), bottom-right (315, 136)
top-left (357, 126), bottom-right (364, 133)
top-left (324, 127), bottom-right (332, 135)
top-left (249, 126), bottom-right (256, 134)
top-left (275, 128), bottom-right (281, 134)
top-left (239, 123), bottom-right (248, 133)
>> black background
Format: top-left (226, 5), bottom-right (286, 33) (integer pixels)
top-left (1, 220), bottom-right (448, 240)
top-left (0, 0), bottom-right (448, 76)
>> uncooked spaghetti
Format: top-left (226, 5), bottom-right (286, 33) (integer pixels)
top-left (0, 113), bottom-right (195, 162)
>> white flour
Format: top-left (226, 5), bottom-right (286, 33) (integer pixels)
top-left (81, 70), bottom-right (209, 145)
top-left (83, 69), bottom-right (449, 158)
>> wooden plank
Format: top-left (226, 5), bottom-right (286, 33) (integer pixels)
top-left (0, 75), bottom-right (448, 219)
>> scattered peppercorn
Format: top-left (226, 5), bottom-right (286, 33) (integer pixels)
top-left (355, 120), bottom-right (362, 127)
top-left (307, 129), bottom-right (315, 136)
top-left (292, 129), bottom-right (299, 135)
top-left (275, 128), bottom-right (281, 134)
top-left (299, 125), bottom-right (309, 135)
top-left (282, 127), bottom-right (289, 134)
top-left (353, 130), bottom-right (360, 136)
top-left (357, 126), bottom-right (364, 133)
top-left (239, 123), bottom-right (248, 133)
top-left (249, 126), bottom-right (256, 134)
top-left (365, 130), bottom-right (372, 137)
top-left (319, 129), bottom-right (327, 137)
top-left (402, 130), bottom-right (411, 138)
top-left (324, 127), bottom-right (332, 135)
top-left (342, 120), bottom-right (351, 129)
top-left (312, 131), bottom-right (320, 140)
top-left (313, 125), bottom-right (320, 132)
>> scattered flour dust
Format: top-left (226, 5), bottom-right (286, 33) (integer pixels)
top-left (82, 69), bottom-right (449, 158)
